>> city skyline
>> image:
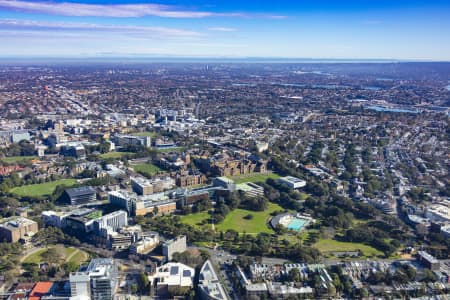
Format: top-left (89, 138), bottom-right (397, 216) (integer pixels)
top-left (0, 0), bottom-right (449, 60)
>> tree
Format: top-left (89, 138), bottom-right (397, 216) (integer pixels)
top-left (138, 272), bottom-right (149, 294)
top-left (42, 247), bottom-right (63, 264)
top-left (168, 286), bottom-right (191, 297)
top-left (130, 284), bottom-right (138, 294)
top-left (404, 265), bottom-right (417, 281)
top-left (332, 273), bottom-right (342, 293)
top-left (78, 169), bottom-right (97, 179)
top-left (288, 268), bottom-right (301, 282)
top-left (153, 206), bottom-right (159, 216)
top-left (199, 249), bottom-right (210, 261)
top-left (243, 214), bottom-right (254, 220)
top-left (421, 269), bottom-right (437, 282)
top-left (63, 261), bottom-right (79, 273)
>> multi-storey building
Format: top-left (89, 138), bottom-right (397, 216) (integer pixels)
top-left (129, 232), bottom-right (160, 254)
top-left (113, 134), bottom-right (151, 148)
top-left (60, 142), bottom-right (86, 159)
top-left (94, 210), bottom-right (128, 235)
top-left (131, 176), bottom-right (175, 196)
top-left (70, 258), bottom-right (118, 300)
top-left (0, 217), bottom-right (38, 243)
top-left (108, 190), bottom-right (177, 216)
top-left (175, 171), bottom-right (207, 188)
top-left (162, 235), bottom-right (187, 261)
top-left (150, 262), bottom-right (195, 298)
top-left (198, 260), bottom-right (229, 300)
top-left (197, 152), bottom-right (267, 177)
top-left (62, 186), bottom-right (96, 205)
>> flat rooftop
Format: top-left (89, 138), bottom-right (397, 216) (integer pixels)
top-left (1, 217), bottom-right (37, 229)
top-left (418, 251), bottom-right (439, 264)
top-left (282, 176), bottom-right (305, 183)
top-left (65, 186), bottom-right (95, 198)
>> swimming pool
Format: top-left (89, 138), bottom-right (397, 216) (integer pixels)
top-left (286, 217), bottom-right (308, 231)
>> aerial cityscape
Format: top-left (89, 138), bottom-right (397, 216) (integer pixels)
top-left (0, 1), bottom-right (449, 300)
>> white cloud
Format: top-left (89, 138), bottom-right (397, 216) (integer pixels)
top-left (207, 27), bottom-right (237, 32)
top-left (265, 15), bottom-right (288, 20)
top-left (0, 0), bottom-right (254, 18)
top-left (0, 19), bottom-right (202, 38)
top-left (0, 1), bottom-right (287, 19)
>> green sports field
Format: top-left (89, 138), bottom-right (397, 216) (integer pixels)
top-left (227, 172), bottom-right (281, 184)
top-left (155, 147), bottom-right (184, 153)
top-left (131, 162), bottom-right (162, 177)
top-left (99, 151), bottom-right (133, 159)
top-left (0, 156), bottom-right (38, 163)
top-left (10, 179), bottom-right (77, 197)
top-left (314, 239), bottom-right (384, 257)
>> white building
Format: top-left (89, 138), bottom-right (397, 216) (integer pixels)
top-left (70, 272), bottom-right (91, 299)
top-left (94, 210), bottom-right (128, 235)
top-left (151, 262), bottom-right (195, 290)
top-left (425, 204), bottom-right (450, 223)
top-left (129, 232), bottom-right (160, 255)
top-left (162, 235), bottom-right (187, 261)
top-left (70, 258), bottom-right (118, 300)
top-left (440, 224), bottom-right (450, 238)
top-left (236, 182), bottom-right (264, 198)
top-left (278, 176), bottom-right (306, 189)
top-left (198, 260), bottom-right (229, 300)
top-left (41, 210), bottom-right (70, 228)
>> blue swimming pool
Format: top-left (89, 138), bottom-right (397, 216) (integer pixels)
top-left (287, 218), bottom-right (308, 231)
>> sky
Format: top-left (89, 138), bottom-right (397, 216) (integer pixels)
top-left (0, 0), bottom-right (449, 60)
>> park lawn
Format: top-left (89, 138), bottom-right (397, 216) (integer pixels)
top-left (11, 179), bottom-right (78, 197)
top-left (23, 248), bottom-right (47, 264)
top-left (132, 163), bottom-right (162, 177)
top-left (62, 247), bottom-right (77, 257)
top-left (278, 234), bottom-right (302, 245)
top-left (314, 239), bottom-right (384, 258)
top-left (193, 241), bottom-right (216, 248)
top-left (215, 202), bottom-right (283, 234)
top-left (23, 246), bottom-right (88, 264)
top-left (297, 229), bottom-right (320, 243)
top-left (179, 211), bottom-right (211, 227)
top-left (155, 147), bottom-right (184, 153)
top-left (227, 172), bottom-right (281, 184)
top-left (99, 151), bottom-right (133, 159)
top-left (0, 156), bottom-right (38, 163)
top-left (131, 131), bottom-right (157, 137)
top-left (68, 250), bottom-right (89, 264)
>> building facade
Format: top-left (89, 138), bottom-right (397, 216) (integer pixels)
top-left (70, 258), bottom-right (118, 300)
top-left (63, 186), bottom-right (96, 205)
top-left (162, 235), bottom-right (187, 261)
top-left (0, 217), bottom-right (38, 243)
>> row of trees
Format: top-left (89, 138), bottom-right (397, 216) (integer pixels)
top-left (0, 140), bottom-right (36, 158)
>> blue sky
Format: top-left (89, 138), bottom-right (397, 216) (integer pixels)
top-left (0, 0), bottom-right (449, 60)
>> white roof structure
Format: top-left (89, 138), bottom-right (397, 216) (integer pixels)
top-left (198, 260), bottom-right (229, 300)
top-left (151, 262), bottom-right (195, 288)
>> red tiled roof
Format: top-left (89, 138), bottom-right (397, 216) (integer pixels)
top-left (29, 282), bottom-right (53, 300)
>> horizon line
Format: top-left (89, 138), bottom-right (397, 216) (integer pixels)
top-left (0, 55), bottom-right (449, 63)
